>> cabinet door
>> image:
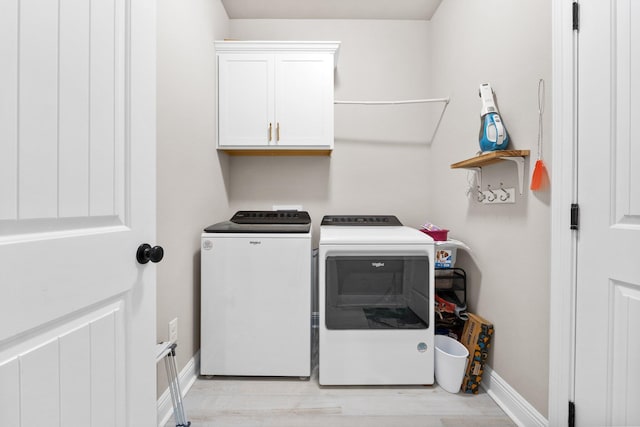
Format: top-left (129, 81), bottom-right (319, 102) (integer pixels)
top-left (218, 54), bottom-right (274, 147)
top-left (274, 54), bottom-right (333, 148)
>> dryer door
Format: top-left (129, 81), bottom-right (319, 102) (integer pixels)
top-left (325, 255), bottom-right (430, 330)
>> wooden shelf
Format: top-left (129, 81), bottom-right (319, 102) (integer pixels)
top-left (220, 149), bottom-right (332, 156)
top-left (450, 150), bottom-right (530, 195)
top-left (450, 150), bottom-right (530, 169)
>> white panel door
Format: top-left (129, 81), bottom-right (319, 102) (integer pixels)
top-left (274, 54), bottom-right (333, 148)
top-left (0, 0), bottom-right (157, 425)
top-left (218, 54), bottom-right (274, 147)
top-left (574, 0), bottom-right (640, 425)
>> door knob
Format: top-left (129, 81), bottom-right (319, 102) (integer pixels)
top-left (136, 243), bottom-right (164, 264)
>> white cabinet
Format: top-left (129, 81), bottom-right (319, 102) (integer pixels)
top-left (215, 41), bottom-right (340, 154)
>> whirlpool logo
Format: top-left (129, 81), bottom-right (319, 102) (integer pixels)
top-left (371, 262), bottom-right (385, 268)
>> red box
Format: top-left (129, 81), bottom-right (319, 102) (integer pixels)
top-left (420, 228), bottom-right (449, 241)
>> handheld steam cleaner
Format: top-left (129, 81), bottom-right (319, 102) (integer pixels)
top-left (478, 83), bottom-right (509, 152)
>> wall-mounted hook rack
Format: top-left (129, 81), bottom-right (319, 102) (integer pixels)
top-left (450, 150), bottom-right (530, 194)
top-left (479, 184), bottom-right (515, 204)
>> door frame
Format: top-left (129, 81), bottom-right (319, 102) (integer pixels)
top-left (549, 0), bottom-right (579, 424)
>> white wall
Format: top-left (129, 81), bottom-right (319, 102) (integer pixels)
top-left (428, 0), bottom-right (551, 417)
top-left (156, 0), bottom-right (229, 395)
top-left (155, 1), bottom-right (552, 417)
top-left (228, 20), bottom-right (434, 240)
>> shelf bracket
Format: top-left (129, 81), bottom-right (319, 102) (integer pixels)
top-left (499, 156), bottom-right (526, 194)
top-left (469, 167), bottom-right (482, 190)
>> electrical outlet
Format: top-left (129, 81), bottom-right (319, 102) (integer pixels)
top-left (168, 318), bottom-right (178, 343)
top-left (481, 187), bottom-right (515, 204)
top-left (272, 205), bottom-right (302, 211)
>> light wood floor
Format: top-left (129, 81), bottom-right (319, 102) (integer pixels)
top-left (166, 369), bottom-right (516, 427)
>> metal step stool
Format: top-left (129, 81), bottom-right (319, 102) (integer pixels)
top-left (156, 342), bottom-right (190, 427)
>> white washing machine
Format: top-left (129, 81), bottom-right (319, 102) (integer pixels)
top-left (200, 211), bottom-right (312, 377)
top-left (318, 215), bottom-right (435, 385)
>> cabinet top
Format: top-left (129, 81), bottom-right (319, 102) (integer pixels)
top-left (214, 40), bottom-right (341, 66)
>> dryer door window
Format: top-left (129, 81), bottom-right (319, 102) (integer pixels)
top-left (325, 255), bottom-right (430, 330)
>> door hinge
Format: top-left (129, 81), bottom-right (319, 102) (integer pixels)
top-left (568, 401), bottom-right (575, 427)
top-left (572, 2), bottom-right (580, 31)
top-left (570, 204), bottom-right (580, 230)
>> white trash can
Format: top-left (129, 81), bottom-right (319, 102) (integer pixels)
top-left (434, 334), bottom-right (469, 393)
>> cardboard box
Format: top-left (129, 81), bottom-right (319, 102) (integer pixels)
top-left (460, 312), bottom-right (494, 394)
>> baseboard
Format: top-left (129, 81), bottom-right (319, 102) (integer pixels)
top-left (481, 365), bottom-right (548, 427)
top-left (157, 350), bottom-right (200, 427)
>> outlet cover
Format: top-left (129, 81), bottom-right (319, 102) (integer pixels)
top-left (272, 205), bottom-right (302, 211)
top-left (168, 318), bottom-right (178, 343)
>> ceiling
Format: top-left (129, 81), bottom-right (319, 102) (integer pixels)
top-left (220, 0), bottom-right (443, 20)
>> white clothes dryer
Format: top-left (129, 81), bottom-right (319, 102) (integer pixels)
top-left (318, 215), bottom-right (435, 385)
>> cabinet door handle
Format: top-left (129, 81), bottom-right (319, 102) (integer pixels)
top-left (268, 123), bottom-right (272, 142)
top-left (276, 122), bottom-right (280, 142)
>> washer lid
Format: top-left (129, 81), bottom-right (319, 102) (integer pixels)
top-left (204, 221), bottom-right (311, 234)
top-left (204, 210), bottom-right (312, 233)
top-left (232, 210), bottom-right (311, 225)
